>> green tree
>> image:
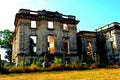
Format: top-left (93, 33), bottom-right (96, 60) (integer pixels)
top-left (0, 29), bottom-right (13, 63)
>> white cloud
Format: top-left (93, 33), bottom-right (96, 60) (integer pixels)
top-left (19, 0), bottom-right (44, 10)
top-left (38, 0), bottom-right (43, 5)
top-left (0, 0), bottom-right (20, 60)
top-left (0, 0), bottom-right (20, 31)
top-left (18, 0), bottom-right (32, 3)
top-left (0, 0), bottom-right (52, 60)
top-left (0, 0), bottom-right (44, 31)
top-left (0, 0), bottom-right (44, 59)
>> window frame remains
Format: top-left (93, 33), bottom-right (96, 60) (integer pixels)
top-left (48, 35), bottom-right (55, 54)
top-left (63, 37), bottom-right (69, 54)
top-left (63, 24), bottom-right (69, 31)
top-left (48, 21), bottom-right (54, 30)
top-left (29, 35), bottom-right (37, 55)
top-left (31, 21), bottom-right (36, 28)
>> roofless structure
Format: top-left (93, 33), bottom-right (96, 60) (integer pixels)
top-left (12, 9), bottom-right (79, 66)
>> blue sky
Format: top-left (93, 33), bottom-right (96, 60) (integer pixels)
top-left (0, 0), bottom-right (120, 31)
top-left (20, 0), bottom-right (120, 31)
top-left (0, 0), bottom-right (120, 60)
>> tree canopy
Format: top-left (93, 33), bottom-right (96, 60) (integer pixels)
top-left (0, 29), bottom-right (13, 62)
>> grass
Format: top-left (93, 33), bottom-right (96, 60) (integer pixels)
top-left (0, 68), bottom-right (120, 80)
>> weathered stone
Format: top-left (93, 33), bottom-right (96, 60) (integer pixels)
top-left (12, 9), bottom-right (79, 66)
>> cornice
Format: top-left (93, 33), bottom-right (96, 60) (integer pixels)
top-left (14, 9), bottom-right (79, 27)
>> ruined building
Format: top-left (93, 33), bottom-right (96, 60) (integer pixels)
top-left (77, 22), bottom-right (120, 64)
top-left (12, 9), bottom-right (79, 65)
top-left (96, 22), bottom-right (120, 63)
top-left (77, 31), bottom-right (97, 64)
top-left (12, 9), bottom-right (120, 66)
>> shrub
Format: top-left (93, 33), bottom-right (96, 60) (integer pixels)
top-left (49, 64), bottom-right (63, 71)
top-left (87, 55), bottom-right (94, 66)
top-left (8, 65), bottom-right (42, 73)
top-left (65, 62), bottom-right (81, 70)
top-left (53, 57), bottom-right (62, 64)
top-left (107, 64), bottom-right (120, 68)
top-left (81, 63), bottom-right (89, 70)
top-left (0, 67), bottom-right (9, 74)
top-left (8, 66), bottom-right (23, 73)
top-left (89, 63), bottom-right (97, 69)
top-left (24, 65), bottom-right (40, 72)
top-left (24, 66), bottom-right (34, 73)
top-left (112, 64), bottom-right (119, 68)
top-left (18, 60), bottom-right (24, 67)
top-left (31, 58), bottom-right (40, 66)
top-left (98, 63), bottom-right (106, 68)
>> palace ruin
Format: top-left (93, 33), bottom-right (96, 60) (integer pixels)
top-left (12, 9), bottom-right (120, 66)
top-left (12, 9), bottom-right (79, 66)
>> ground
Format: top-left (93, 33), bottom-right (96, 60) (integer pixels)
top-left (0, 68), bottom-right (120, 80)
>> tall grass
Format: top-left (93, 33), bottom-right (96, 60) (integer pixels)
top-left (1, 68), bottom-right (120, 80)
top-left (1, 62), bottom-right (120, 74)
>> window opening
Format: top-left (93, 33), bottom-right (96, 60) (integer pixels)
top-left (63, 37), bottom-right (69, 54)
top-left (29, 36), bottom-right (37, 55)
top-left (48, 21), bottom-right (53, 29)
top-left (31, 21), bottom-right (36, 28)
top-left (30, 12), bottom-right (37, 15)
top-left (48, 35), bottom-right (54, 54)
top-left (63, 24), bottom-right (68, 31)
top-left (87, 42), bottom-right (92, 55)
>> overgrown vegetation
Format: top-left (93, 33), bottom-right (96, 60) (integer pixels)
top-left (0, 67), bottom-right (9, 74)
top-left (1, 68), bottom-right (120, 80)
top-left (53, 57), bottom-right (62, 64)
top-left (8, 65), bottom-right (42, 73)
top-left (0, 30), bottom-right (120, 74)
top-left (1, 62), bottom-right (119, 74)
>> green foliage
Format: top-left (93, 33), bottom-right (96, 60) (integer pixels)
top-left (53, 56), bottom-right (62, 64)
top-left (31, 58), bottom-right (40, 66)
top-left (18, 60), bottom-right (24, 67)
top-left (0, 60), bottom-right (7, 67)
top-left (0, 29), bottom-right (13, 62)
top-left (0, 29), bottom-right (13, 48)
top-left (35, 60), bottom-right (40, 66)
top-left (1, 62), bottom-right (120, 74)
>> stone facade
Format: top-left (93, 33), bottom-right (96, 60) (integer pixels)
top-left (12, 9), bottom-right (120, 66)
top-left (77, 22), bottom-right (120, 64)
top-left (77, 31), bottom-right (99, 64)
top-left (12, 9), bottom-right (79, 66)
top-left (96, 22), bottom-right (120, 63)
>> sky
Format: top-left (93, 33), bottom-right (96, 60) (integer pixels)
top-left (0, 0), bottom-right (120, 60)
